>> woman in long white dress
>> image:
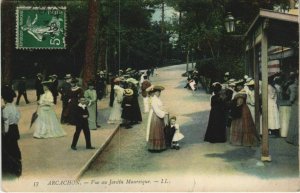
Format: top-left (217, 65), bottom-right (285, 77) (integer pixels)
top-left (33, 81), bottom-right (66, 138)
top-left (268, 78), bottom-right (280, 137)
top-left (107, 78), bottom-right (124, 124)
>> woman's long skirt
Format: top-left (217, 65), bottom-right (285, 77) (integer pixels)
top-left (2, 124), bottom-right (22, 176)
top-left (147, 113), bottom-right (166, 151)
top-left (286, 102), bottom-right (299, 145)
top-left (87, 103), bottom-right (97, 130)
top-left (33, 106), bottom-right (66, 138)
top-left (230, 104), bottom-right (259, 147)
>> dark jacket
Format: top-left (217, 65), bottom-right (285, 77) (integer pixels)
top-left (35, 78), bottom-right (44, 95)
top-left (59, 81), bottom-right (71, 101)
top-left (50, 79), bottom-right (59, 97)
top-left (74, 105), bottom-right (89, 128)
top-left (18, 80), bottom-right (26, 92)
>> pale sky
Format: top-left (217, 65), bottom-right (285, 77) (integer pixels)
top-left (151, 5), bottom-right (179, 22)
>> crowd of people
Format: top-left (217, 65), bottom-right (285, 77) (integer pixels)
top-left (2, 65), bottom-right (298, 177)
top-left (106, 68), bottom-right (184, 151)
top-left (203, 71), bottom-right (299, 147)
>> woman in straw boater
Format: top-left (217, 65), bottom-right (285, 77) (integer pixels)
top-left (121, 88), bottom-right (135, 129)
top-left (126, 80), bottom-right (142, 124)
top-left (32, 80), bottom-right (66, 138)
top-left (108, 77), bottom-right (124, 124)
top-left (146, 85), bottom-right (168, 152)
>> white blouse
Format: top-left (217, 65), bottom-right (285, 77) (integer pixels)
top-left (39, 90), bottom-right (54, 106)
top-left (151, 95), bottom-right (166, 118)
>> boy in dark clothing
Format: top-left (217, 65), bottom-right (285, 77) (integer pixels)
top-left (71, 97), bottom-right (95, 150)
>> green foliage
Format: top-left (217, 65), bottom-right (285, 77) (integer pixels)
top-left (196, 55), bottom-right (244, 83)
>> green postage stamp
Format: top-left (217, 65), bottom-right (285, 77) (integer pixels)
top-left (16, 6), bottom-right (66, 49)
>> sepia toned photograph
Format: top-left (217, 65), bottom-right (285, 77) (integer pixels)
top-left (1, 0), bottom-right (299, 192)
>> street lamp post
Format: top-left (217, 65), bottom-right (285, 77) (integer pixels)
top-left (224, 12), bottom-right (235, 33)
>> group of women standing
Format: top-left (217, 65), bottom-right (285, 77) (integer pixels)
top-left (204, 80), bottom-right (259, 147)
top-left (107, 77), bottom-right (142, 128)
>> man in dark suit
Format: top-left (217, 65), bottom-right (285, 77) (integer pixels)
top-left (59, 74), bottom-right (72, 123)
top-left (96, 71), bottom-right (106, 101)
top-left (71, 97), bottom-right (95, 150)
top-left (35, 73), bottom-right (44, 101)
top-left (50, 74), bottom-right (59, 104)
top-left (16, 77), bottom-right (29, 105)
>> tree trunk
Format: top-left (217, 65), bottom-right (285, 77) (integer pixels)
top-left (1, 0), bottom-right (14, 84)
top-left (82, 0), bottom-right (98, 88)
top-left (97, 38), bottom-right (106, 71)
top-left (160, 0), bottom-right (165, 66)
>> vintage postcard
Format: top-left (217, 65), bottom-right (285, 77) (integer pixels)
top-left (1, 0), bottom-right (299, 192)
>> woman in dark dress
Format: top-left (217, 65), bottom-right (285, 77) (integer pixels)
top-left (204, 82), bottom-right (227, 143)
top-left (2, 90), bottom-right (22, 176)
top-left (121, 89), bottom-right (135, 128)
top-left (127, 82), bottom-right (142, 123)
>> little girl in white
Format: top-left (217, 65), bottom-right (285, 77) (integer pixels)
top-left (170, 116), bottom-right (184, 150)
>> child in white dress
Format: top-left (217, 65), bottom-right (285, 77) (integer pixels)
top-left (170, 116), bottom-right (184, 150)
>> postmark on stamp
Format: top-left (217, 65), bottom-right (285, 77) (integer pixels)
top-left (16, 6), bottom-right (66, 49)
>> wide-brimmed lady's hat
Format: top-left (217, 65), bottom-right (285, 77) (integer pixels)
top-left (114, 77), bottom-right (121, 83)
top-left (64, 74), bottom-right (72, 79)
top-left (228, 78), bottom-right (236, 83)
top-left (41, 80), bottom-right (52, 87)
top-left (151, 85), bottom-right (165, 92)
top-left (124, 88), bottom-right (133, 96)
top-left (212, 82), bottom-right (221, 86)
top-left (245, 79), bottom-right (254, 86)
top-left (126, 78), bottom-right (138, 85)
top-left (234, 79), bottom-right (244, 86)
